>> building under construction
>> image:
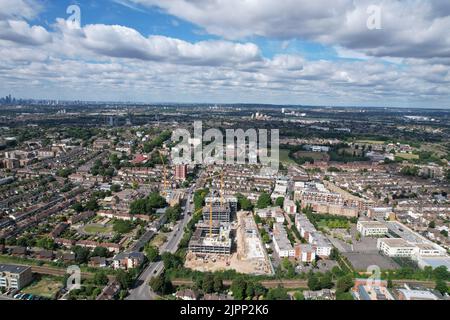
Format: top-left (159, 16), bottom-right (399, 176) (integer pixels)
top-left (202, 203), bottom-right (232, 222)
top-left (188, 223), bottom-right (232, 255)
top-left (205, 195), bottom-right (238, 215)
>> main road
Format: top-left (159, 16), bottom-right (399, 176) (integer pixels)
top-left (126, 187), bottom-right (195, 300)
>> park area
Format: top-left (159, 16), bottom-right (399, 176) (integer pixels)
top-left (83, 223), bottom-right (113, 235)
top-left (395, 153), bottom-right (420, 160)
top-left (279, 149), bottom-right (297, 165)
top-left (22, 276), bottom-right (62, 299)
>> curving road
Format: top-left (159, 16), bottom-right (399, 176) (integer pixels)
top-left (126, 187), bottom-right (194, 300)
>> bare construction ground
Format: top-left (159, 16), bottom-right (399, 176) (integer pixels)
top-left (185, 211), bottom-right (273, 275)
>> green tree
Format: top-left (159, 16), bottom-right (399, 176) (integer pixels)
top-left (113, 220), bottom-right (133, 234)
top-left (149, 273), bottom-right (172, 295)
top-left (330, 248), bottom-right (339, 260)
top-left (307, 273), bottom-right (321, 291)
top-left (91, 246), bottom-right (109, 258)
top-left (93, 271), bottom-right (109, 286)
top-left (72, 246), bottom-right (90, 264)
top-left (428, 220), bottom-right (436, 228)
top-left (85, 198), bottom-right (99, 211)
top-left (116, 270), bottom-right (133, 290)
top-left (236, 193), bottom-right (253, 211)
top-left (275, 196), bottom-right (285, 208)
top-left (435, 279), bottom-right (448, 295)
top-left (161, 252), bottom-right (182, 270)
top-left (294, 291), bottom-right (304, 300)
top-left (111, 184), bottom-right (121, 192)
top-left (72, 202), bottom-right (84, 213)
top-left (144, 245), bottom-right (159, 262)
top-left (319, 272), bottom-right (334, 289)
top-left (231, 278), bottom-right (247, 300)
top-left (256, 192), bottom-right (272, 209)
top-left (213, 275), bottom-right (223, 292)
top-left (36, 237), bottom-right (55, 250)
top-left (202, 274), bottom-right (215, 293)
top-left (336, 274), bottom-right (354, 293)
top-left (432, 266), bottom-right (449, 281)
top-left (266, 286), bottom-right (288, 300)
top-left (165, 205), bottom-right (181, 223)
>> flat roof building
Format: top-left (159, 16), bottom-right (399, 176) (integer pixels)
top-left (0, 264), bottom-right (33, 290)
top-left (377, 238), bottom-right (416, 257)
top-left (357, 220), bottom-right (388, 237)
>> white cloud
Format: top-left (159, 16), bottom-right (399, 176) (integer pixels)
top-left (0, 0), bottom-right (42, 20)
top-left (0, 1), bottom-right (449, 107)
top-left (132, 0), bottom-right (450, 60)
top-left (54, 19), bottom-right (261, 66)
top-left (0, 20), bottom-right (51, 45)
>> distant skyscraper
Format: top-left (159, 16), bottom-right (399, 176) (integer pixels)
top-left (175, 164), bottom-right (187, 180)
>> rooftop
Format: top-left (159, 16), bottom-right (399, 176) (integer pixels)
top-left (0, 263), bottom-right (31, 274)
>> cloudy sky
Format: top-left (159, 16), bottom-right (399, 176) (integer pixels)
top-left (1, 0), bottom-right (450, 107)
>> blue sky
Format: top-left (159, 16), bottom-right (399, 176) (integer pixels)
top-left (0, 0), bottom-right (449, 107)
top-left (34, 0), bottom-right (340, 61)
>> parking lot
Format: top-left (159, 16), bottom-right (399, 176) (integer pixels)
top-left (342, 252), bottom-right (400, 271)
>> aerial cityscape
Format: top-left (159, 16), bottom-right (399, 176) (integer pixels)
top-left (0, 0), bottom-right (449, 306)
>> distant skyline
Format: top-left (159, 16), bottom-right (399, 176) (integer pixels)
top-left (0, 0), bottom-right (450, 108)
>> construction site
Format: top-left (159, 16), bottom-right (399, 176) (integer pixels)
top-left (185, 170), bottom-right (272, 275)
top-left (185, 210), bottom-right (273, 275)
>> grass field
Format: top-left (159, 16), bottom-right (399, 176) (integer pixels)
top-left (150, 233), bottom-right (168, 247)
top-left (22, 277), bottom-right (62, 298)
top-left (395, 153), bottom-right (419, 160)
top-left (279, 149), bottom-right (297, 165)
top-left (355, 140), bottom-right (385, 144)
top-left (83, 223), bottom-right (112, 234)
top-left (294, 151), bottom-right (329, 161)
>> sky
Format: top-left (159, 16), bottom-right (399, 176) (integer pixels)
top-left (0, 0), bottom-right (450, 108)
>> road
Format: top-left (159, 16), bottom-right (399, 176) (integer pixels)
top-left (126, 187), bottom-right (194, 300)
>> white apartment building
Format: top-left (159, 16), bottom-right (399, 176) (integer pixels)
top-left (357, 220), bottom-right (388, 237)
top-left (273, 223), bottom-right (295, 258)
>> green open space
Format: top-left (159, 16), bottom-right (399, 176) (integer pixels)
top-left (22, 276), bottom-right (62, 298)
top-left (279, 149), bottom-right (297, 165)
top-left (83, 223), bottom-right (112, 234)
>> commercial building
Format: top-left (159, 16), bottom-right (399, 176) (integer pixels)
top-left (377, 238), bottom-right (416, 257)
top-left (356, 220), bottom-right (388, 237)
top-left (0, 264), bottom-right (33, 290)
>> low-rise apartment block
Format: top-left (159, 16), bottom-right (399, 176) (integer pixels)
top-left (0, 264), bottom-right (33, 290)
